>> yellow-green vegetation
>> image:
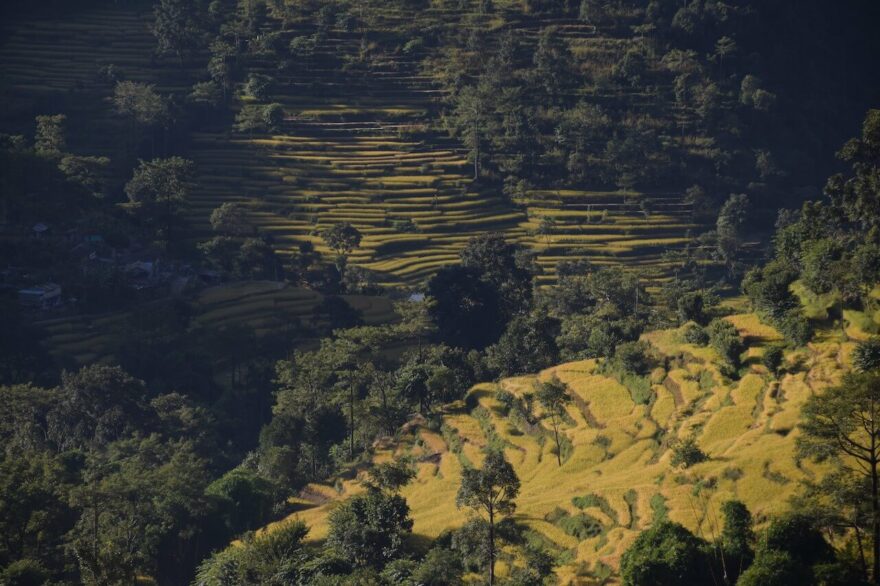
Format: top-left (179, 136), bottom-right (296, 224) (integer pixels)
top-left (260, 313), bottom-right (858, 583)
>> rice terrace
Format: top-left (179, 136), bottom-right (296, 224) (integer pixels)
top-left (1, 1), bottom-right (880, 585)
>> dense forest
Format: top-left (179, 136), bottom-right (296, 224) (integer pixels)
top-left (1, 0), bottom-right (880, 584)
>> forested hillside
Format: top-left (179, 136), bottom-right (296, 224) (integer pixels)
top-left (1, 1), bottom-right (880, 585)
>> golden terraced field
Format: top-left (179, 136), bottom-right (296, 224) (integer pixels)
top-left (261, 312), bottom-right (855, 584)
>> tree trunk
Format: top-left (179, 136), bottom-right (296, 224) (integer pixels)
top-left (473, 130), bottom-right (480, 180)
top-left (488, 505), bottom-right (495, 586)
top-left (350, 383), bottom-right (355, 459)
top-left (553, 419), bottom-right (562, 466)
top-left (855, 524), bottom-right (869, 581)
top-left (872, 426), bottom-right (879, 584)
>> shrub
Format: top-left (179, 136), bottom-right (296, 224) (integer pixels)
top-left (682, 323), bottom-right (709, 346)
top-left (762, 346), bottom-right (784, 375)
top-left (558, 512), bottom-right (604, 540)
top-left (495, 389), bottom-right (515, 414)
top-left (777, 309), bottom-right (812, 346)
top-left (244, 73), bottom-right (274, 100)
top-left (289, 35), bottom-right (318, 57)
top-left (707, 319), bottom-right (744, 368)
top-left (853, 337), bottom-right (880, 372)
top-left (403, 38), bottom-right (424, 54)
top-left (613, 341), bottom-right (652, 375)
top-left (670, 435), bottom-right (707, 468)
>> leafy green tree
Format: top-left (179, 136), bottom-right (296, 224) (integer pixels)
top-left (206, 467), bottom-right (275, 536)
top-left (738, 514), bottom-right (837, 586)
top-left (34, 114), bottom-right (66, 158)
top-left (244, 73), bottom-right (275, 100)
top-left (670, 435), bottom-right (707, 468)
top-left (536, 376), bottom-right (571, 466)
top-left (195, 520), bottom-right (311, 585)
top-left (124, 156), bottom-right (194, 244)
top-left (210, 202), bottom-right (252, 236)
top-left (428, 266), bottom-right (504, 350)
top-left (557, 310), bottom-right (645, 361)
top-left (189, 80), bottom-right (224, 110)
top-left (0, 453), bottom-right (74, 575)
top-left (327, 487), bottom-right (413, 568)
top-left (234, 104), bottom-right (284, 133)
top-left (531, 26), bottom-right (574, 100)
top-left (447, 79), bottom-right (495, 179)
top-left (58, 155), bottom-right (110, 198)
top-left (366, 459), bottom-right (416, 493)
top-left (486, 311), bottom-right (560, 376)
top-left (716, 193), bottom-right (750, 274)
top-left (69, 436), bottom-right (212, 585)
top-left (47, 365), bottom-right (151, 452)
top-left (613, 341), bottom-right (652, 375)
top-left (153, 0), bottom-right (208, 63)
top-left (456, 449), bottom-right (520, 585)
top-left (113, 81), bottom-right (169, 128)
top-left (321, 222), bottom-right (362, 279)
top-left (459, 233), bottom-right (535, 319)
top-left (762, 346), bottom-right (784, 376)
top-left (394, 344), bottom-right (474, 415)
top-left (707, 319), bottom-right (743, 369)
top-left (798, 371), bottom-right (880, 583)
top-left (409, 547), bottom-right (464, 585)
top-left (825, 109), bottom-right (880, 232)
top-left (719, 500), bottom-right (755, 583)
top-left (854, 339), bottom-right (880, 372)
top-left (712, 36), bottom-right (737, 76)
top-left (619, 520), bottom-right (712, 586)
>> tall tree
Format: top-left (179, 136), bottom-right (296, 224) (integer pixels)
top-left (153, 0), bottom-right (207, 64)
top-left (124, 157), bottom-right (194, 245)
top-left (321, 222), bottom-right (362, 281)
top-left (798, 371), bottom-right (880, 584)
top-left (456, 449), bottom-right (520, 585)
top-left (447, 79), bottom-right (495, 180)
top-left (327, 487), bottom-right (413, 568)
top-left (825, 109), bottom-right (880, 232)
top-left (427, 266), bottom-right (504, 350)
top-left (716, 193), bottom-right (750, 275)
top-left (209, 202), bottom-right (252, 236)
top-left (34, 114), bottom-right (66, 158)
top-left (459, 233), bottom-right (536, 319)
top-left (536, 375), bottom-right (571, 466)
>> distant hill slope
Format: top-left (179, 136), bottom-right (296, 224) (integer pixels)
top-left (33, 281), bottom-right (396, 368)
top-left (257, 311), bottom-right (860, 583)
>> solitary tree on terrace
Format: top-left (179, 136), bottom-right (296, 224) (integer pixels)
top-left (321, 222), bottom-right (362, 280)
top-left (537, 375), bottom-right (571, 466)
top-left (456, 449), bottom-right (520, 586)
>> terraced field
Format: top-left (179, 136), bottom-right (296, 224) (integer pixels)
top-left (0, 4), bottom-right (199, 154)
top-left (186, 17), bottom-right (530, 287)
top-left (34, 281), bottom-right (396, 367)
top-left (1, 3), bottom-right (704, 287)
top-left (185, 5), bottom-right (701, 287)
top-left (260, 313), bottom-right (853, 583)
top-left (517, 189), bottom-right (698, 282)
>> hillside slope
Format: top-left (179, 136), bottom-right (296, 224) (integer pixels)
top-left (262, 312), bottom-right (856, 583)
